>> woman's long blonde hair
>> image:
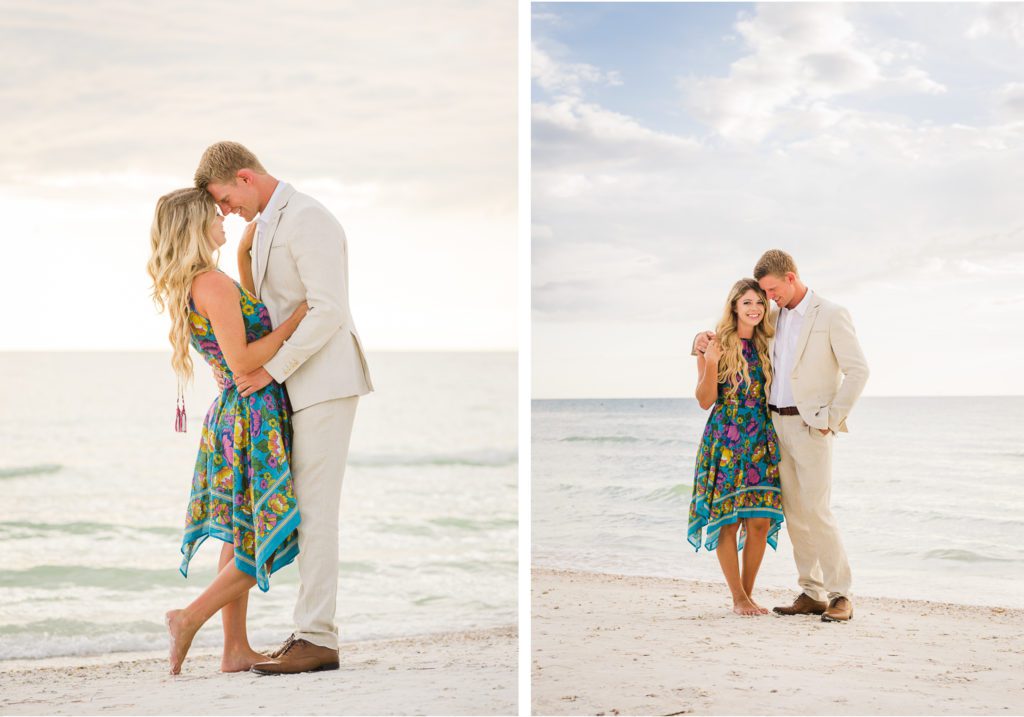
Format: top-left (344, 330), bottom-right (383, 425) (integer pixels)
top-left (714, 278), bottom-right (775, 397)
top-left (146, 188), bottom-right (219, 384)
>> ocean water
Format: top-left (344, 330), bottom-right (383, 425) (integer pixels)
top-left (0, 351), bottom-right (516, 661)
top-left (533, 397), bottom-right (1024, 608)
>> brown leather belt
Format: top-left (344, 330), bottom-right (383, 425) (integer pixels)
top-left (769, 404), bottom-right (800, 416)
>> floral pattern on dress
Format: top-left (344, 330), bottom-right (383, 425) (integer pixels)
top-left (179, 273), bottom-right (300, 592)
top-left (687, 338), bottom-right (785, 552)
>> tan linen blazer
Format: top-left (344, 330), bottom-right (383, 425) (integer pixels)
top-left (768, 293), bottom-right (869, 433)
top-left (253, 183), bottom-right (373, 412)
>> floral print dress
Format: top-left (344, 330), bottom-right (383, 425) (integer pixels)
top-left (179, 273), bottom-right (300, 592)
top-left (687, 338), bottom-right (784, 552)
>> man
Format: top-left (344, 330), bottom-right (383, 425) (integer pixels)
top-left (693, 249), bottom-right (868, 622)
top-left (195, 141), bottom-right (373, 671)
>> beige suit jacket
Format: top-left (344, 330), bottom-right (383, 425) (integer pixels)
top-left (768, 293), bottom-right (869, 433)
top-left (254, 183), bottom-right (373, 412)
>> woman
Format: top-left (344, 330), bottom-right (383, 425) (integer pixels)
top-left (147, 187), bottom-right (306, 674)
top-left (687, 278), bottom-right (784, 616)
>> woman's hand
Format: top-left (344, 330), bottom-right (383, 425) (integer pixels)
top-left (704, 337), bottom-right (722, 364)
top-left (236, 222), bottom-right (257, 294)
top-left (695, 337), bottom-right (721, 409)
top-left (238, 221), bottom-right (257, 255)
top-left (280, 301), bottom-right (309, 339)
top-left (289, 301), bottom-right (309, 325)
top-left (693, 331), bottom-right (715, 355)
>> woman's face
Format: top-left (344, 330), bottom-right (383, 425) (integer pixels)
top-left (735, 289), bottom-right (767, 330)
top-left (208, 213), bottom-right (226, 249)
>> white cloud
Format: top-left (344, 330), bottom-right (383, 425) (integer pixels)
top-left (532, 44), bottom-right (622, 98)
top-left (967, 2), bottom-right (1024, 45)
top-left (533, 41), bottom-right (702, 176)
top-left (532, 9), bottom-right (566, 27)
top-left (684, 4), bottom-right (945, 143)
top-left (533, 239), bottom-right (669, 319)
top-left (996, 82), bottom-right (1024, 119)
top-left (533, 95), bottom-right (701, 175)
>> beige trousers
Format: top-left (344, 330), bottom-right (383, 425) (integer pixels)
top-left (772, 413), bottom-right (852, 602)
top-left (289, 396), bottom-right (359, 650)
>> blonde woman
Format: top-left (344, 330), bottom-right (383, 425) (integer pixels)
top-left (687, 278), bottom-right (784, 616)
top-left (147, 187), bottom-right (308, 674)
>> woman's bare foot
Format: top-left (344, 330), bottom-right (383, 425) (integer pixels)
top-left (732, 597), bottom-right (765, 616)
top-left (748, 598), bottom-right (770, 615)
top-left (221, 648), bottom-right (270, 673)
top-left (165, 609), bottom-right (199, 675)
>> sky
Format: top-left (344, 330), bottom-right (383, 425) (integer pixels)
top-left (0, 0), bottom-right (516, 351)
top-left (532, 2), bottom-right (1024, 398)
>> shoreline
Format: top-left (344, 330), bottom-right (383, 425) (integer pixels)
top-left (0, 622), bottom-right (512, 673)
top-left (0, 625), bottom-right (517, 716)
top-left (530, 560), bottom-right (1024, 611)
top-left (532, 567), bottom-right (1024, 716)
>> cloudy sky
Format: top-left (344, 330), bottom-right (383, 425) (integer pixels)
top-left (1, 0), bottom-right (516, 351)
top-left (533, 2), bottom-right (1024, 398)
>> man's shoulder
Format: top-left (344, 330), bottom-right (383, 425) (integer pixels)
top-left (286, 190), bottom-right (342, 226)
top-left (810, 294), bottom-right (858, 329)
top-left (811, 292), bottom-right (841, 314)
top-left (287, 188), bottom-right (326, 212)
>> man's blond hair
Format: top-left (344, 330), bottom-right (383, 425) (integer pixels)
top-left (194, 141), bottom-right (267, 190)
top-left (753, 249), bottom-right (799, 280)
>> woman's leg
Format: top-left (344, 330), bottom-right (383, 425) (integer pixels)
top-left (740, 518), bottom-right (771, 615)
top-left (216, 542), bottom-right (269, 672)
top-left (165, 549), bottom-right (257, 675)
top-left (715, 522), bottom-right (760, 616)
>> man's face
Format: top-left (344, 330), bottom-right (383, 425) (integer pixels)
top-left (758, 272), bottom-right (797, 309)
top-left (206, 172), bottom-right (259, 221)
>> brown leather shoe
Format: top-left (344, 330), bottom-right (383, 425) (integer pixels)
top-left (267, 633), bottom-right (296, 660)
top-left (821, 596), bottom-right (853, 622)
top-left (250, 639), bottom-right (339, 675)
top-left (773, 593), bottom-right (828, 616)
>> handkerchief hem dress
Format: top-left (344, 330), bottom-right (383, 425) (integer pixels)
top-left (687, 338), bottom-right (785, 552)
top-left (179, 274), bottom-right (301, 592)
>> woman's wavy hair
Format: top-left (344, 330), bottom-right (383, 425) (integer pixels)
top-left (714, 278), bottom-right (775, 397)
top-left (146, 187), bottom-right (218, 384)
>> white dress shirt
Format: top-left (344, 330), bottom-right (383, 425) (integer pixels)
top-left (252, 180), bottom-right (287, 280)
top-left (769, 289), bottom-right (813, 407)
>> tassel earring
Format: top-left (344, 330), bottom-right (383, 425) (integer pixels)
top-left (175, 382), bottom-right (187, 433)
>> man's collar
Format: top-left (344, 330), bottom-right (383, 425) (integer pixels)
top-left (256, 181), bottom-right (288, 225)
top-left (782, 288), bottom-right (813, 315)
top-left (790, 288), bottom-right (813, 315)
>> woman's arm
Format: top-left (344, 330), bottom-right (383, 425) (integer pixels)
top-left (237, 222), bottom-right (257, 295)
top-left (192, 271), bottom-right (307, 377)
top-left (695, 339), bottom-right (720, 410)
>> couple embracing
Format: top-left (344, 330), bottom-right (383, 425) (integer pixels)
top-left (687, 249), bottom-right (869, 623)
top-left (146, 141), bottom-right (373, 674)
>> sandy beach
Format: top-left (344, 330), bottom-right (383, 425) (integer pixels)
top-left (533, 568), bottom-right (1024, 716)
top-left (0, 626), bottom-right (516, 716)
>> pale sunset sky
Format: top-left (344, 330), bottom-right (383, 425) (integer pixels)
top-left (533, 2), bottom-right (1024, 398)
top-left (0, 1), bottom-right (516, 352)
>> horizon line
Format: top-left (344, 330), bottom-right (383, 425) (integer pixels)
top-left (0, 348), bottom-right (518, 354)
top-left (531, 394), bottom-right (1024, 400)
